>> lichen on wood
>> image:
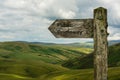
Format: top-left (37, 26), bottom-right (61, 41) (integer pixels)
top-left (94, 7), bottom-right (108, 80)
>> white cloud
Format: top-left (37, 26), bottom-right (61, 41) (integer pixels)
top-left (98, 0), bottom-right (120, 26)
top-left (58, 9), bottom-right (75, 18)
top-left (108, 33), bottom-right (120, 40)
top-left (1, 35), bottom-right (15, 39)
top-left (108, 26), bottom-right (120, 40)
top-left (4, 0), bottom-right (26, 9)
top-left (0, 0), bottom-right (120, 43)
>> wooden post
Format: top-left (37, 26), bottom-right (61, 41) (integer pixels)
top-left (94, 7), bottom-right (108, 80)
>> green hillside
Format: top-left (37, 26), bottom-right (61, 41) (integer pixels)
top-left (0, 57), bottom-right (120, 80)
top-left (39, 67), bottom-right (120, 80)
top-left (0, 58), bottom-right (68, 80)
top-left (0, 42), bottom-right (120, 80)
top-left (0, 42), bottom-right (91, 64)
top-left (62, 43), bottom-right (120, 69)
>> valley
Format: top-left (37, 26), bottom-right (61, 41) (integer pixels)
top-left (0, 41), bottom-right (120, 80)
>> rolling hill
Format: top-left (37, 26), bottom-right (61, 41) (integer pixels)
top-left (0, 57), bottom-right (68, 80)
top-left (0, 57), bottom-right (120, 80)
top-left (0, 41), bottom-right (90, 80)
top-left (0, 41), bottom-right (120, 80)
top-left (62, 43), bottom-right (120, 69)
top-left (31, 40), bottom-right (120, 48)
top-left (0, 42), bottom-right (92, 64)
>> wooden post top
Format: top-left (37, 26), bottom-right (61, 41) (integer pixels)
top-left (94, 7), bottom-right (107, 26)
top-left (94, 7), bottom-right (107, 10)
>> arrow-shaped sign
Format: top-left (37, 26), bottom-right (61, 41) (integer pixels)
top-left (48, 19), bottom-right (93, 38)
top-left (48, 7), bottom-right (108, 80)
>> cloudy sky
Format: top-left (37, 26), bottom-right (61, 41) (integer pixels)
top-left (0, 0), bottom-right (120, 43)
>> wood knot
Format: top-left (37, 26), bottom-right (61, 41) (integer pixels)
top-left (97, 16), bottom-right (103, 20)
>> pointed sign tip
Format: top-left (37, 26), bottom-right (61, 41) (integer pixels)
top-left (48, 19), bottom-right (94, 38)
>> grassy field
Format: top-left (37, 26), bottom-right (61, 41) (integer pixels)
top-left (62, 43), bottom-right (120, 69)
top-left (0, 58), bottom-right (68, 80)
top-left (0, 42), bottom-right (120, 80)
top-left (0, 58), bottom-right (120, 80)
top-left (0, 42), bottom-right (92, 64)
top-left (41, 67), bottom-right (120, 80)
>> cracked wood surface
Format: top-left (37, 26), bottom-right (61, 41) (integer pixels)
top-left (49, 19), bottom-right (93, 38)
top-left (94, 7), bottom-right (108, 80)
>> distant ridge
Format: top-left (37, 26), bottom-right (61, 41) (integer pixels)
top-left (0, 41), bottom-right (89, 64)
top-left (62, 43), bottom-right (120, 69)
top-left (31, 42), bottom-right (56, 45)
top-left (1, 40), bottom-right (120, 48)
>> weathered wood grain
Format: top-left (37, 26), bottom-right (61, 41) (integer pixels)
top-left (48, 7), bottom-right (108, 80)
top-left (48, 19), bottom-right (93, 38)
top-left (94, 7), bottom-right (108, 80)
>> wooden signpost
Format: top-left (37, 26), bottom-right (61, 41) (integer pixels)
top-left (94, 7), bottom-right (108, 80)
top-left (48, 7), bottom-right (108, 80)
top-left (49, 19), bottom-right (93, 38)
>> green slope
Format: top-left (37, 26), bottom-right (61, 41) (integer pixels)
top-left (0, 42), bottom-right (120, 80)
top-left (40, 67), bottom-right (120, 80)
top-left (0, 58), bottom-right (68, 80)
top-left (62, 43), bottom-right (120, 69)
top-left (0, 42), bottom-right (92, 64)
top-left (0, 57), bottom-right (120, 80)
top-left (0, 41), bottom-right (92, 80)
